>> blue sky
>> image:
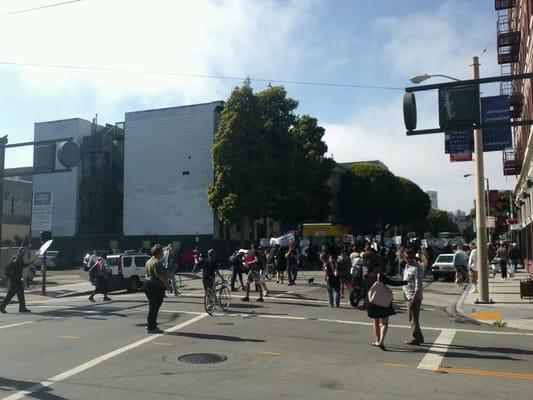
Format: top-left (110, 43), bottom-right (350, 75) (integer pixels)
top-left (0, 0), bottom-right (513, 212)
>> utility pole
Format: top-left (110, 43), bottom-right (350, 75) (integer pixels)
top-left (0, 136), bottom-right (7, 270)
top-left (472, 56), bottom-right (491, 303)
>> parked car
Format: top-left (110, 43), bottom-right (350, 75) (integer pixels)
top-left (37, 251), bottom-right (66, 269)
top-left (431, 253), bottom-right (455, 281)
top-left (95, 253), bottom-right (149, 292)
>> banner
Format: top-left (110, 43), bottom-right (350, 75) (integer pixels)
top-left (31, 192), bottom-right (53, 231)
top-left (445, 130), bottom-right (474, 154)
top-left (481, 95), bottom-right (512, 152)
top-left (488, 190), bottom-right (500, 206)
top-left (271, 233), bottom-right (295, 247)
top-left (450, 153), bottom-right (473, 162)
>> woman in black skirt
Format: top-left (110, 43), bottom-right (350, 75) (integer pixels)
top-left (365, 261), bottom-right (406, 350)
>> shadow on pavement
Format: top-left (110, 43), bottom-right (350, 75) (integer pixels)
top-left (166, 331), bottom-right (265, 342)
top-left (0, 377), bottom-right (68, 400)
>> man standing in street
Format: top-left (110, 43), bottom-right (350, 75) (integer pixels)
top-left (144, 244), bottom-right (171, 334)
top-left (163, 244), bottom-right (179, 296)
top-left (452, 244), bottom-right (468, 284)
top-left (0, 248), bottom-right (31, 314)
top-left (403, 250), bottom-right (424, 345)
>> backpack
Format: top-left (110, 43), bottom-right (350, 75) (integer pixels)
top-left (89, 264), bottom-right (98, 284)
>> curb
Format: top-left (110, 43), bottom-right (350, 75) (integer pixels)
top-left (454, 283), bottom-right (533, 332)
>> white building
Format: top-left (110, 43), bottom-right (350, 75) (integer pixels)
top-left (426, 190), bottom-right (438, 210)
top-left (123, 101), bottom-right (222, 238)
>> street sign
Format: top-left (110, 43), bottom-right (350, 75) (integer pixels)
top-left (486, 216), bottom-right (496, 228)
top-left (488, 190), bottom-right (500, 206)
top-left (445, 130), bottom-right (474, 154)
top-left (37, 239), bottom-right (53, 256)
top-left (481, 95), bottom-right (512, 152)
top-left (439, 84), bottom-right (480, 130)
top-left (31, 192), bottom-right (53, 231)
top-left (450, 153), bottom-right (473, 162)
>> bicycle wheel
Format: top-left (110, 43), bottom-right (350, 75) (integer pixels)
top-left (204, 288), bottom-right (216, 315)
top-left (218, 285), bottom-right (231, 312)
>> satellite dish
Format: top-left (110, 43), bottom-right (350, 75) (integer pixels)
top-left (57, 141), bottom-right (80, 168)
top-left (37, 239), bottom-right (53, 256)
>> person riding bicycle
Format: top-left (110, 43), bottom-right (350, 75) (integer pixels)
top-left (202, 249), bottom-right (225, 293)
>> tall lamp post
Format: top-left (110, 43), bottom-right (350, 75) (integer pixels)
top-left (410, 57), bottom-right (491, 303)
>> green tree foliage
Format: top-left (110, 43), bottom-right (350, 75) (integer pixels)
top-left (209, 84), bottom-right (333, 226)
top-left (339, 164), bottom-right (430, 232)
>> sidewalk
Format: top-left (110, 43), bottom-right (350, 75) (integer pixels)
top-left (456, 269), bottom-right (533, 331)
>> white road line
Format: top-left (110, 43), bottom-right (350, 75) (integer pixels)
top-left (417, 329), bottom-right (456, 371)
top-left (153, 308), bottom-right (533, 336)
top-left (273, 290), bottom-right (294, 298)
top-left (0, 321), bottom-right (35, 330)
top-left (1, 313), bottom-right (207, 400)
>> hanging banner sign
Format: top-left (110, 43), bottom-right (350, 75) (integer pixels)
top-left (481, 95), bottom-right (512, 152)
top-left (450, 153), bottom-right (473, 162)
top-left (488, 190), bottom-right (500, 206)
top-left (31, 192), bottom-right (53, 231)
top-left (445, 130), bottom-right (474, 154)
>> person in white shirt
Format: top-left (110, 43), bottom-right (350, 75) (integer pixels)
top-left (468, 241), bottom-right (478, 293)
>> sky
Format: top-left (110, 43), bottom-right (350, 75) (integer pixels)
top-left (0, 0), bottom-right (515, 212)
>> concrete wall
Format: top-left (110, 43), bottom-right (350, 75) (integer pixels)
top-left (32, 118), bottom-right (92, 237)
top-left (123, 101), bottom-right (222, 237)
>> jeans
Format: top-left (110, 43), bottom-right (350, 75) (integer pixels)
top-left (287, 264), bottom-right (297, 284)
top-left (90, 276), bottom-right (109, 298)
top-left (500, 260), bottom-right (508, 279)
top-left (166, 270), bottom-right (178, 294)
top-left (407, 298), bottom-right (424, 343)
top-left (327, 283), bottom-right (340, 306)
top-left (0, 279), bottom-right (26, 311)
top-left (144, 281), bottom-right (165, 330)
top-left (231, 267), bottom-right (244, 289)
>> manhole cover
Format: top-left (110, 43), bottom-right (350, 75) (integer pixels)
top-left (217, 322), bottom-right (234, 326)
top-left (178, 353), bottom-right (227, 364)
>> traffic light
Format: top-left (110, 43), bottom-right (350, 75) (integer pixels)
top-left (39, 230), bottom-right (52, 244)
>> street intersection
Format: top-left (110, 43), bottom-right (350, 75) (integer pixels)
top-left (1, 274), bottom-right (532, 400)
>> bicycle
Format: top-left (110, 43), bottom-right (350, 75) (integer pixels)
top-left (204, 279), bottom-right (231, 315)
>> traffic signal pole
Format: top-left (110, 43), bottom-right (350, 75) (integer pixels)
top-left (471, 56), bottom-right (491, 303)
top-left (0, 136), bottom-right (6, 275)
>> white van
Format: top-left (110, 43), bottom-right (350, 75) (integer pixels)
top-left (104, 253), bottom-right (149, 292)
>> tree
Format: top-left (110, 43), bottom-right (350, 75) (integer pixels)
top-left (209, 84), bottom-right (333, 230)
top-left (393, 177), bottom-right (431, 225)
top-left (339, 163), bottom-right (400, 232)
top-left (208, 83), bottom-right (263, 224)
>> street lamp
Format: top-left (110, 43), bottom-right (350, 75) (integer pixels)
top-left (410, 58), bottom-right (491, 303)
top-left (409, 73), bottom-right (462, 84)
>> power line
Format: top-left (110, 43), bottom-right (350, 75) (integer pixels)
top-left (0, 0), bottom-right (83, 17)
top-left (478, 36), bottom-right (495, 59)
top-left (0, 61), bottom-right (403, 91)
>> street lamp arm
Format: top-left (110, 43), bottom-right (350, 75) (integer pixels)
top-left (409, 73), bottom-right (462, 84)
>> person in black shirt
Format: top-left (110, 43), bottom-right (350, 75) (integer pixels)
top-left (202, 249), bottom-right (225, 293)
top-left (1, 248), bottom-right (31, 313)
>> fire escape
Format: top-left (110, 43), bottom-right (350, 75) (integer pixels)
top-left (496, 0), bottom-right (523, 175)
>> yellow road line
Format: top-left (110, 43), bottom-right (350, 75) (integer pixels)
top-left (437, 367), bottom-right (533, 381)
top-left (260, 351), bottom-right (281, 356)
top-left (60, 336), bottom-right (79, 340)
top-left (470, 311), bottom-right (503, 320)
top-left (384, 363), bottom-right (410, 368)
top-left (152, 342), bottom-right (172, 346)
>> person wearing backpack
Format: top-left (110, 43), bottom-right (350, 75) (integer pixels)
top-left (88, 256), bottom-right (111, 302)
top-left (0, 248), bottom-right (31, 313)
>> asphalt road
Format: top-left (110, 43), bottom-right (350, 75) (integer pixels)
top-left (0, 274), bottom-right (532, 400)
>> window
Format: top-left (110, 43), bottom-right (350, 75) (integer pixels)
top-left (122, 257), bottom-right (132, 267)
top-left (135, 256), bottom-right (148, 267)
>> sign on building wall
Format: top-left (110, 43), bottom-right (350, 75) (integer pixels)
top-left (31, 192), bottom-right (53, 231)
